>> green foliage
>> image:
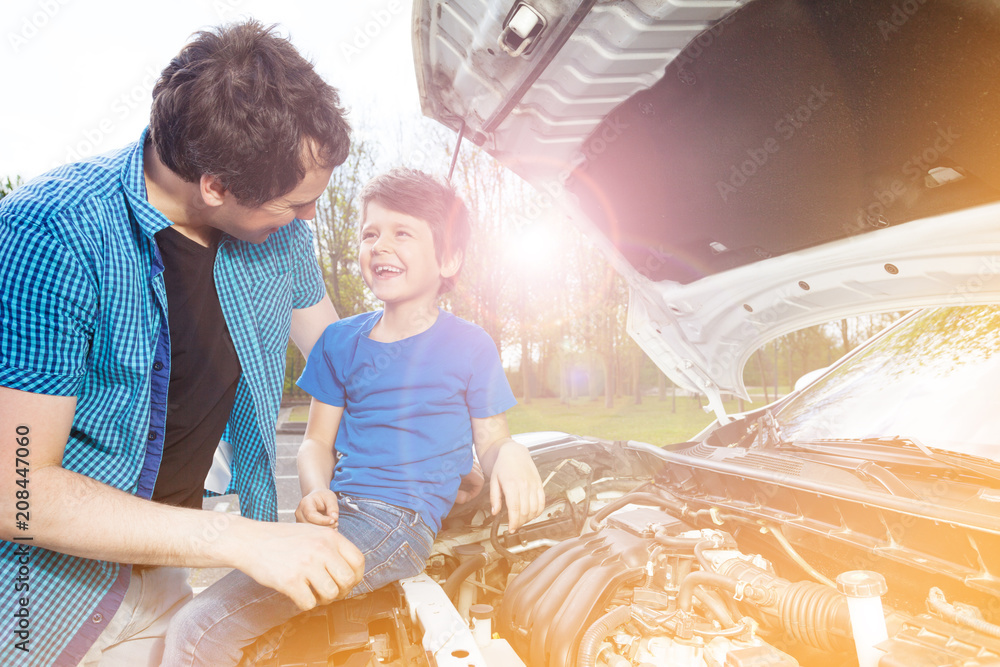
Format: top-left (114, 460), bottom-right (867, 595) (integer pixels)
top-left (0, 175), bottom-right (23, 200)
top-left (311, 137), bottom-right (379, 318)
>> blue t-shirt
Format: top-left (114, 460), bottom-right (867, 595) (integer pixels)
top-left (297, 308), bottom-right (517, 532)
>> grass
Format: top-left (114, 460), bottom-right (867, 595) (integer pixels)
top-left (505, 395), bottom-right (747, 445)
top-left (287, 393), bottom-right (775, 443)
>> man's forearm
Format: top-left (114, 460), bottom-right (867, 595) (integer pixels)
top-left (1, 382), bottom-right (364, 609)
top-left (10, 464), bottom-right (256, 570)
top-left (6, 463), bottom-right (366, 609)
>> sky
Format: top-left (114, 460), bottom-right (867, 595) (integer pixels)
top-left (0, 0), bottom-right (428, 181)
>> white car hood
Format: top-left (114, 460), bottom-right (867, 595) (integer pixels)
top-left (412, 0), bottom-right (1000, 417)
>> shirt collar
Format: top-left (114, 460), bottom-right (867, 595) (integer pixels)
top-left (120, 127), bottom-right (173, 238)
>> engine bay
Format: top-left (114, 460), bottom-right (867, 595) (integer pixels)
top-left (247, 434), bottom-right (1000, 667)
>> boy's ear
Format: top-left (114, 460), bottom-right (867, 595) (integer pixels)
top-left (198, 174), bottom-right (228, 208)
top-left (440, 249), bottom-right (464, 279)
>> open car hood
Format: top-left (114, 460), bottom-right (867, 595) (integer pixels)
top-left (413, 0), bottom-right (1000, 416)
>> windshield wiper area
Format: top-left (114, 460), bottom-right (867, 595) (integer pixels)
top-left (776, 437), bottom-right (1000, 489)
top-left (734, 409), bottom-right (785, 449)
top-left (865, 436), bottom-right (1000, 487)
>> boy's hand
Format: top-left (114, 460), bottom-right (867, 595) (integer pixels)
top-left (489, 441), bottom-right (545, 533)
top-left (296, 488), bottom-right (340, 528)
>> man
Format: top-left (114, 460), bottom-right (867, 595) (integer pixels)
top-left (0, 21), bottom-right (364, 666)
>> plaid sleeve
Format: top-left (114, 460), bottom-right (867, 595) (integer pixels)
top-left (288, 218), bottom-right (327, 310)
top-left (0, 214), bottom-right (97, 396)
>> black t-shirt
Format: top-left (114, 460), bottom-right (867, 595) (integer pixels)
top-left (152, 226), bottom-right (242, 509)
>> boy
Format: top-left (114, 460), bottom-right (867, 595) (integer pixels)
top-left (164, 168), bottom-right (545, 666)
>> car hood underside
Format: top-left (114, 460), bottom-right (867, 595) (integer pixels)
top-left (414, 0), bottom-right (1000, 414)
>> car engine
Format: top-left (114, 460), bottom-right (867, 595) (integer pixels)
top-left (250, 434), bottom-right (1000, 667)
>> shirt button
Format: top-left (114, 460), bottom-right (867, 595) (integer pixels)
top-left (147, 431), bottom-right (156, 441)
top-left (92, 613), bottom-right (103, 623)
top-left (153, 361), bottom-right (163, 371)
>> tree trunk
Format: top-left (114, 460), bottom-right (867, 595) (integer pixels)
top-left (633, 352), bottom-right (642, 405)
top-left (537, 342), bottom-right (551, 398)
top-left (559, 353), bottom-right (569, 404)
top-left (756, 349), bottom-right (770, 403)
top-left (520, 337), bottom-right (531, 404)
top-left (588, 353), bottom-right (599, 399)
top-left (602, 354), bottom-right (614, 408)
top-left (773, 341), bottom-right (779, 399)
top-left (787, 344), bottom-right (793, 393)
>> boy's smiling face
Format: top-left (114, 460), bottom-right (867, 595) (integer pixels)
top-left (359, 201), bottom-right (462, 310)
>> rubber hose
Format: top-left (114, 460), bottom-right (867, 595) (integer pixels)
top-left (591, 492), bottom-right (684, 526)
top-left (652, 533), bottom-right (703, 550)
top-left (576, 605), bottom-right (633, 667)
top-left (929, 587), bottom-right (1000, 638)
top-left (777, 581), bottom-right (850, 652)
top-left (442, 553), bottom-right (488, 600)
top-left (678, 571), bottom-right (765, 612)
top-left (490, 511), bottom-right (519, 561)
top-left (693, 588), bottom-right (737, 628)
top-left (693, 540), bottom-right (717, 572)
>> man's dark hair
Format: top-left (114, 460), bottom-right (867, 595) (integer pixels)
top-left (359, 168), bottom-right (471, 294)
top-left (150, 20), bottom-right (350, 207)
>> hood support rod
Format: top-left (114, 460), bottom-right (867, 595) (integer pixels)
top-left (447, 120), bottom-right (465, 183)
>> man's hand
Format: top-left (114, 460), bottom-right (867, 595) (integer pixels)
top-left (296, 488), bottom-right (340, 527)
top-left (488, 441), bottom-right (545, 533)
top-left (234, 520), bottom-right (363, 611)
top-left (455, 459), bottom-right (485, 504)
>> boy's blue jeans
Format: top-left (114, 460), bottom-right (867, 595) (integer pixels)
top-left (162, 495), bottom-right (435, 667)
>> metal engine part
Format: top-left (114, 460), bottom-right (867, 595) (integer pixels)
top-left (497, 504), bottom-right (857, 667)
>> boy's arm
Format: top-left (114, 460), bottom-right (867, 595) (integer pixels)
top-left (296, 397), bottom-right (344, 526)
top-left (472, 412), bottom-right (545, 533)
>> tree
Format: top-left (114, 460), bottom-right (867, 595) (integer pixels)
top-left (0, 176), bottom-right (23, 200)
top-left (311, 138), bottom-right (379, 318)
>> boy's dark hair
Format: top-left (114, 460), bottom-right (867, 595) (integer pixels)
top-left (359, 168), bottom-right (471, 294)
top-left (150, 20), bottom-right (351, 207)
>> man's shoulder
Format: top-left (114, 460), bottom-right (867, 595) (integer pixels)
top-left (0, 145), bottom-right (135, 231)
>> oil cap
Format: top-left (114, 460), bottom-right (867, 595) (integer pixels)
top-left (470, 604), bottom-right (493, 620)
top-left (836, 570), bottom-right (888, 598)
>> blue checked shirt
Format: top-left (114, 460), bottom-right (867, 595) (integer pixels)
top-left (0, 129), bottom-right (326, 665)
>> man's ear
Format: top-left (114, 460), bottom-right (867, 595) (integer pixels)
top-left (441, 249), bottom-right (463, 279)
top-left (198, 174), bottom-right (228, 208)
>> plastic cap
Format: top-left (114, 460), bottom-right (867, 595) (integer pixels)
top-left (470, 604), bottom-right (493, 619)
top-left (454, 543), bottom-right (486, 558)
top-left (836, 570), bottom-right (888, 598)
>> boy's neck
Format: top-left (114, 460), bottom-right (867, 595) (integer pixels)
top-left (370, 300), bottom-right (441, 343)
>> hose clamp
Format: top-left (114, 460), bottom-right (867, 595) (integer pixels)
top-left (733, 581), bottom-right (747, 602)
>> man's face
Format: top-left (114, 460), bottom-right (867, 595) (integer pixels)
top-left (210, 160), bottom-right (333, 244)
